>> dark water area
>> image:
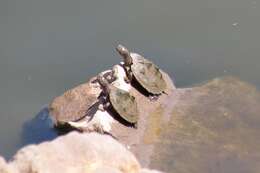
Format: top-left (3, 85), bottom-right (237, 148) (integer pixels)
top-left (0, 0), bottom-right (260, 162)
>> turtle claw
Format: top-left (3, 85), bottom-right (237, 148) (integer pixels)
top-left (98, 104), bottom-right (105, 112)
top-left (124, 76), bottom-right (131, 84)
top-left (162, 91), bottom-right (168, 95)
top-left (103, 102), bottom-right (110, 110)
top-left (149, 95), bottom-right (159, 101)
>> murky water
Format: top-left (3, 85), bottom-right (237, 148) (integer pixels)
top-left (0, 0), bottom-right (260, 160)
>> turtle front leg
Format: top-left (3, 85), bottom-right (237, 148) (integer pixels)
top-left (124, 76), bottom-right (131, 83)
top-left (99, 95), bottom-right (110, 110)
top-left (123, 66), bottom-right (133, 83)
top-left (125, 71), bottom-right (133, 84)
top-left (128, 70), bottom-right (133, 82)
top-left (103, 101), bottom-right (111, 110)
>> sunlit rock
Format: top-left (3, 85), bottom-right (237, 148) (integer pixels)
top-left (8, 132), bottom-right (140, 173)
top-left (0, 156), bottom-right (9, 173)
top-left (48, 64), bottom-right (260, 173)
top-left (124, 76), bottom-right (260, 173)
top-left (140, 169), bottom-right (165, 173)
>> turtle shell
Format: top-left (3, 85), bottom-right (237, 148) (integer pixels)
top-left (108, 86), bottom-right (138, 124)
top-left (130, 53), bottom-right (167, 94)
top-left (49, 81), bottom-right (101, 125)
top-left (49, 69), bottom-right (114, 126)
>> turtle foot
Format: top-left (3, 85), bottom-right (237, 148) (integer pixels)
top-left (148, 95), bottom-right (159, 102)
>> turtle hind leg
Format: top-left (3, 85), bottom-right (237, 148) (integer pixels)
top-left (92, 124), bottom-right (105, 134)
top-left (67, 121), bottom-right (89, 132)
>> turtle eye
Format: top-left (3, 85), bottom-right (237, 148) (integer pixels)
top-left (116, 45), bottom-right (129, 57)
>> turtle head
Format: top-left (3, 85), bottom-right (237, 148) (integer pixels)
top-left (112, 65), bottom-right (126, 81)
top-left (116, 44), bottom-right (132, 66)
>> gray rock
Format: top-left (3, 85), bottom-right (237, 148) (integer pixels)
top-left (49, 73), bottom-right (260, 173)
top-left (119, 76), bottom-right (260, 173)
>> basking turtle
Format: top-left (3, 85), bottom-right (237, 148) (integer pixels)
top-left (116, 44), bottom-right (167, 97)
top-left (49, 70), bottom-right (112, 127)
top-left (67, 65), bottom-right (133, 133)
top-left (67, 105), bottom-right (114, 133)
top-left (111, 64), bottom-right (131, 92)
top-left (97, 73), bottom-right (138, 128)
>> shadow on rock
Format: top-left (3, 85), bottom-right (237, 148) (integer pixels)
top-left (19, 107), bottom-right (60, 147)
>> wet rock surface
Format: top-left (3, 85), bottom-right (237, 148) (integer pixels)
top-left (48, 73), bottom-right (260, 173)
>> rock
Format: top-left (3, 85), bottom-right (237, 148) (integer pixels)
top-left (7, 132), bottom-right (140, 173)
top-left (49, 69), bottom-right (175, 133)
top-left (116, 76), bottom-right (260, 173)
top-left (140, 169), bottom-right (165, 173)
top-left (0, 156), bottom-right (9, 173)
top-left (49, 71), bottom-right (260, 173)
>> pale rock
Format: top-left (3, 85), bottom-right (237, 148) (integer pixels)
top-left (8, 132), bottom-right (140, 173)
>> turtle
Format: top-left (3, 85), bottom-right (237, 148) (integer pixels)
top-left (67, 105), bottom-right (114, 133)
top-left (67, 65), bottom-right (135, 132)
top-left (111, 64), bottom-right (131, 92)
top-left (97, 73), bottom-right (138, 128)
top-left (49, 70), bottom-right (113, 127)
top-left (116, 44), bottom-right (167, 98)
